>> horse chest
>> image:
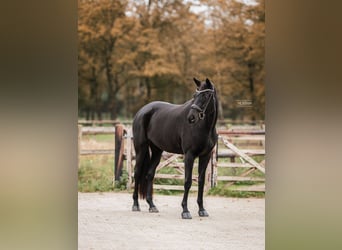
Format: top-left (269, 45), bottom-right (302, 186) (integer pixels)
top-left (182, 131), bottom-right (216, 156)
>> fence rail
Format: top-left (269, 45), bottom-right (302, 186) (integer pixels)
top-left (78, 119), bottom-right (264, 126)
top-left (81, 126), bottom-right (115, 134)
top-left (78, 121), bottom-right (265, 192)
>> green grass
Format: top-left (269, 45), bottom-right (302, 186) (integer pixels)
top-left (82, 134), bottom-right (114, 142)
top-left (78, 155), bottom-right (130, 192)
top-left (208, 183), bottom-right (265, 198)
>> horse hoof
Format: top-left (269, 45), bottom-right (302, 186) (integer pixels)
top-left (181, 211), bottom-right (192, 219)
top-left (132, 205), bottom-right (141, 212)
top-left (149, 206), bottom-right (159, 213)
top-left (198, 210), bottom-right (209, 217)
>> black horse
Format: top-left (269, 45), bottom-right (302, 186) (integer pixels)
top-left (132, 78), bottom-right (218, 219)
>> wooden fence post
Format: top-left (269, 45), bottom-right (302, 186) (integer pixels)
top-left (211, 144), bottom-right (218, 187)
top-left (115, 124), bottom-right (125, 181)
top-left (78, 125), bottom-right (82, 168)
top-left (126, 128), bottom-right (132, 190)
top-left (205, 145), bottom-right (218, 191)
top-left (205, 158), bottom-right (211, 192)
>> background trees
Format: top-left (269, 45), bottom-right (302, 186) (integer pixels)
top-left (78, 0), bottom-right (265, 121)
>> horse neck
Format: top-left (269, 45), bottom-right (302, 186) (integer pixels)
top-left (205, 96), bottom-right (218, 132)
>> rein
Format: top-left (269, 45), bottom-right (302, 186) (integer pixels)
top-left (190, 89), bottom-right (215, 120)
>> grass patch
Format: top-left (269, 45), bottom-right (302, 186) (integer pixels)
top-left (208, 187), bottom-right (264, 198)
top-left (78, 155), bottom-right (127, 192)
top-left (208, 183), bottom-right (264, 198)
top-left (114, 169), bottom-right (128, 191)
top-left (82, 134), bottom-right (114, 142)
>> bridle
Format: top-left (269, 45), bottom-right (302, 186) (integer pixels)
top-left (190, 88), bottom-right (215, 120)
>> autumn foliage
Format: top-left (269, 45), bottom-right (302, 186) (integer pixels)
top-left (78, 0), bottom-right (264, 121)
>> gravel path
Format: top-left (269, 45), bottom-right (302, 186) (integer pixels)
top-left (78, 192), bottom-right (264, 250)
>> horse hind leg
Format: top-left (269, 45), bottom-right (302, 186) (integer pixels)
top-left (146, 144), bottom-right (162, 213)
top-left (132, 155), bottom-right (142, 211)
top-left (132, 143), bottom-right (150, 212)
top-left (132, 110), bottom-right (154, 212)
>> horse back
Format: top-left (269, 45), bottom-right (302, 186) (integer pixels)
top-left (133, 100), bottom-right (217, 156)
top-left (133, 101), bottom-right (187, 153)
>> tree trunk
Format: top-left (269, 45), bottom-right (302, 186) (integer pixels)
top-left (96, 109), bottom-right (102, 121)
top-left (85, 108), bottom-right (90, 120)
top-left (145, 77), bottom-right (151, 102)
top-left (248, 63), bottom-right (255, 94)
top-left (110, 103), bottom-right (117, 120)
top-left (104, 37), bottom-right (117, 120)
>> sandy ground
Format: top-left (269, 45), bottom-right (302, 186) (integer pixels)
top-left (78, 192), bottom-right (264, 250)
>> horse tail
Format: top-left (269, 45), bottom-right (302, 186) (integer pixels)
top-left (137, 145), bottom-right (150, 199)
top-left (132, 107), bottom-right (153, 199)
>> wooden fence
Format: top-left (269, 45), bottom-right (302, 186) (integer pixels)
top-left (78, 119), bottom-right (264, 127)
top-left (78, 122), bottom-right (265, 192)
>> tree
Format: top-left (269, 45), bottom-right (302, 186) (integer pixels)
top-left (78, 0), bottom-right (134, 119)
top-left (199, 0), bottom-right (265, 120)
top-left (78, 0), bottom-right (265, 121)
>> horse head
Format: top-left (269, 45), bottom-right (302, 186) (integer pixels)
top-left (187, 78), bottom-right (216, 124)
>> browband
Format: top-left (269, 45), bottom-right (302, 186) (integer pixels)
top-left (195, 89), bottom-right (214, 94)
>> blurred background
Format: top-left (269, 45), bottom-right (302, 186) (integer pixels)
top-left (78, 0), bottom-right (265, 122)
top-left (2, 0), bottom-right (342, 249)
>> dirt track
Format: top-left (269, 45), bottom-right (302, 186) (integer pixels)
top-left (78, 192), bottom-right (264, 250)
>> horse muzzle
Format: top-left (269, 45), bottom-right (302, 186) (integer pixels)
top-left (188, 104), bottom-right (206, 124)
top-left (188, 113), bottom-right (197, 124)
top-left (187, 108), bottom-right (202, 124)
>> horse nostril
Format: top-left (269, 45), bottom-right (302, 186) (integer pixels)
top-left (188, 115), bottom-right (195, 123)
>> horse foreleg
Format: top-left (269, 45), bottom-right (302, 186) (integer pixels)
top-left (181, 152), bottom-right (195, 219)
top-left (197, 154), bottom-right (211, 217)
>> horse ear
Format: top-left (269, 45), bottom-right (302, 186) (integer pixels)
top-left (205, 78), bottom-right (213, 89)
top-left (193, 78), bottom-right (201, 88)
